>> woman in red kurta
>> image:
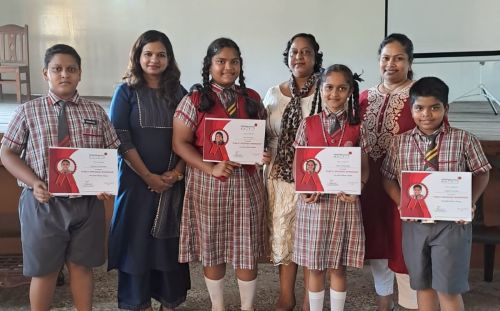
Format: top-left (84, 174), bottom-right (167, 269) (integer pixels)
top-left (359, 33), bottom-right (418, 311)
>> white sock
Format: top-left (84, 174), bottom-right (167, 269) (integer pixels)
top-left (309, 290), bottom-right (325, 311)
top-left (369, 259), bottom-right (394, 296)
top-left (330, 289), bottom-right (346, 311)
top-left (204, 276), bottom-right (225, 311)
top-left (237, 278), bottom-right (257, 310)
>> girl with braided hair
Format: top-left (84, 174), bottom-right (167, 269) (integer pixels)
top-left (173, 37), bottom-right (268, 311)
top-left (264, 33), bottom-right (322, 311)
top-left (293, 64), bottom-right (369, 311)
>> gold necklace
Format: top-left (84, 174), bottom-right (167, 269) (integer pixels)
top-left (379, 79), bottom-right (410, 94)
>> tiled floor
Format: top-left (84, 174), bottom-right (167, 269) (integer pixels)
top-left (1, 262), bottom-right (500, 310)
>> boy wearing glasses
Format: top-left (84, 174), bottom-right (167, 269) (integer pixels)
top-left (0, 44), bottom-right (119, 310)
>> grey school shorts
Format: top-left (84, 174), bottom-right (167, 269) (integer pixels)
top-left (402, 221), bottom-right (472, 294)
top-left (19, 188), bottom-right (105, 277)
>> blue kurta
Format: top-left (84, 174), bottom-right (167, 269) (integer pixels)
top-left (107, 83), bottom-right (189, 305)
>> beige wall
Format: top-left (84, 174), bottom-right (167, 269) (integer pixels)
top-left (3, 0), bottom-right (500, 102)
top-left (0, 0), bottom-right (385, 98)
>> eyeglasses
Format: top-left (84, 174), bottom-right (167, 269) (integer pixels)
top-left (288, 49), bottom-right (314, 58)
top-left (49, 66), bottom-right (80, 74)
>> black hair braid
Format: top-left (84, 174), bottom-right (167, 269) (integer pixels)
top-left (198, 59), bottom-right (214, 112)
top-left (308, 91), bottom-right (317, 116)
top-left (307, 73), bottom-right (323, 116)
top-left (238, 70), bottom-right (247, 99)
top-left (348, 80), bottom-right (361, 125)
top-left (347, 96), bottom-right (353, 123)
top-left (313, 77), bottom-right (323, 115)
top-left (237, 68), bottom-right (259, 119)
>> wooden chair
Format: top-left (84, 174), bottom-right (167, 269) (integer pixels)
top-left (0, 24), bottom-right (31, 103)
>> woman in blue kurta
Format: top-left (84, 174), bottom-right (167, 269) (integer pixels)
top-left (107, 30), bottom-right (190, 311)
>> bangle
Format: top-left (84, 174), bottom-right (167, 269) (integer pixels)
top-left (173, 169), bottom-right (184, 181)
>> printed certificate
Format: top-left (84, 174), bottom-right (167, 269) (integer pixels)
top-left (203, 118), bottom-right (265, 165)
top-left (48, 147), bottom-right (118, 196)
top-left (295, 146), bottom-right (361, 194)
top-left (400, 171), bottom-right (472, 221)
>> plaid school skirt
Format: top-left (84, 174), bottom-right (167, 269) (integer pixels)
top-left (178, 166), bottom-right (266, 270)
top-left (293, 195), bottom-right (365, 270)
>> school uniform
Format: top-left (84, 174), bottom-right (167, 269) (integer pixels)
top-left (382, 124), bottom-right (491, 293)
top-left (292, 108), bottom-right (368, 270)
top-left (1, 90), bottom-right (119, 276)
top-left (174, 83), bottom-right (267, 270)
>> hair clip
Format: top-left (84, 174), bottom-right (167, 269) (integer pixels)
top-left (353, 70), bottom-right (365, 82)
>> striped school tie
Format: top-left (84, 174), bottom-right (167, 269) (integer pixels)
top-left (57, 100), bottom-right (71, 147)
top-left (329, 114), bottom-right (340, 135)
top-left (220, 88), bottom-right (237, 118)
top-left (424, 133), bottom-right (439, 171)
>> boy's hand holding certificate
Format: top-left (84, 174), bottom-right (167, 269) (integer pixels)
top-left (295, 146), bottom-right (361, 194)
top-left (400, 171), bottom-right (472, 221)
top-left (203, 118), bottom-right (266, 165)
top-left (48, 147), bottom-right (118, 196)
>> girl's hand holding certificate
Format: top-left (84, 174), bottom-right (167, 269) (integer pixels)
top-left (302, 192), bottom-right (358, 204)
top-left (337, 192), bottom-right (357, 203)
top-left (302, 192), bottom-right (321, 203)
top-left (211, 160), bottom-right (241, 178)
top-left (260, 150), bottom-right (272, 166)
top-left (96, 192), bottom-right (113, 201)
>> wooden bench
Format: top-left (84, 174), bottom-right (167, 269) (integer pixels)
top-left (472, 222), bottom-right (500, 282)
top-left (0, 157), bottom-right (22, 256)
top-left (472, 147), bottom-right (500, 282)
top-left (0, 149), bottom-right (26, 287)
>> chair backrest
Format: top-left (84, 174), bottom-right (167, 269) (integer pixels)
top-left (0, 24), bottom-right (29, 66)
